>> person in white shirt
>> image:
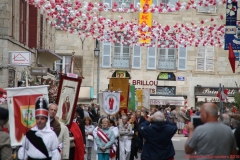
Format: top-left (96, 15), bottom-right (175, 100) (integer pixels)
top-left (109, 119), bottom-right (119, 160)
top-left (84, 117), bottom-right (95, 160)
top-left (119, 116), bottom-right (132, 160)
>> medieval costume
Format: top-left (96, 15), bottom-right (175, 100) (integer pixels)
top-left (18, 97), bottom-right (61, 160)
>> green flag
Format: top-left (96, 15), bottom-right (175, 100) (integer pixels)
top-left (128, 85), bottom-right (136, 111)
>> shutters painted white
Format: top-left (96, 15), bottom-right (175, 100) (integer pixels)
top-left (196, 0), bottom-right (216, 13)
top-left (132, 45), bottom-right (141, 69)
top-left (196, 46), bottom-right (205, 71)
top-left (169, 0), bottom-right (177, 6)
top-left (73, 55), bottom-right (83, 76)
top-left (152, 0), bottom-right (158, 6)
top-left (147, 47), bottom-right (156, 70)
top-left (196, 46), bottom-right (214, 71)
top-left (205, 46), bottom-right (214, 71)
top-left (102, 41), bottom-right (111, 68)
top-left (178, 46), bottom-right (187, 70)
top-left (103, 0), bottom-right (112, 9)
top-left (134, 0), bottom-right (140, 7)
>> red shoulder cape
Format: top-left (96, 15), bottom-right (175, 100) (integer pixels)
top-left (70, 122), bottom-right (84, 160)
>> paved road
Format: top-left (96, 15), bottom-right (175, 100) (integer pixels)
top-left (90, 135), bottom-right (188, 160)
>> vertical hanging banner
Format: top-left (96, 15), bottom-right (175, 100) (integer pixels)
top-left (128, 85), bottom-right (136, 111)
top-left (224, 2), bottom-right (239, 50)
top-left (102, 92), bottom-right (120, 115)
top-left (136, 89), bottom-right (143, 110)
top-left (142, 88), bottom-right (150, 110)
top-left (109, 78), bottom-right (130, 113)
top-left (139, 0), bottom-right (152, 43)
top-left (5, 85), bottom-right (49, 146)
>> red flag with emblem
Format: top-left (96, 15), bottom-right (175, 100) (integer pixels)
top-left (13, 94), bottom-right (42, 142)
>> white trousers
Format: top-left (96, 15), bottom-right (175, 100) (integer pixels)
top-left (119, 139), bottom-right (131, 160)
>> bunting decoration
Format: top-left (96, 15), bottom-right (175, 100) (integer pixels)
top-left (22, 0), bottom-right (228, 47)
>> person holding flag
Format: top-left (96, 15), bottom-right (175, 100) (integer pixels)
top-left (18, 96), bottom-right (61, 160)
top-left (96, 118), bottom-right (115, 160)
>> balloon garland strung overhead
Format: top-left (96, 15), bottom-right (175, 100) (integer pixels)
top-left (26, 0), bottom-right (227, 47)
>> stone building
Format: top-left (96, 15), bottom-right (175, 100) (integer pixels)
top-left (0, 0), bottom-right (59, 88)
top-left (54, 0), bottom-right (240, 108)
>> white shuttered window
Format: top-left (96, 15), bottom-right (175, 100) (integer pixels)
top-left (103, 0), bottom-right (112, 9)
top-left (147, 47), bottom-right (156, 70)
top-left (102, 41), bottom-right (111, 68)
top-left (196, 46), bottom-right (214, 71)
top-left (178, 46), bottom-right (187, 70)
top-left (132, 45), bottom-right (141, 69)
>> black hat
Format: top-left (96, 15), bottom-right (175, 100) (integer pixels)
top-left (0, 107), bottom-right (8, 120)
top-left (35, 96), bottom-right (49, 118)
top-left (76, 107), bottom-right (84, 120)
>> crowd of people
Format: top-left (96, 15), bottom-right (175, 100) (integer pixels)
top-left (1, 97), bottom-right (240, 160)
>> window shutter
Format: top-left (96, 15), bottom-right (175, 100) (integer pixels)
top-left (196, 46), bottom-right (205, 71)
top-left (134, 0), bottom-right (140, 7)
top-left (132, 45), bottom-right (141, 69)
top-left (73, 56), bottom-right (83, 76)
top-left (178, 46), bottom-right (187, 70)
top-left (102, 42), bottom-right (111, 68)
top-left (28, 4), bottom-right (38, 48)
top-left (147, 47), bottom-right (156, 70)
top-left (103, 0), bottom-right (112, 9)
top-left (169, 0), bottom-right (177, 6)
top-left (205, 46), bottom-right (215, 71)
top-left (152, 0), bottom-right (158, 6)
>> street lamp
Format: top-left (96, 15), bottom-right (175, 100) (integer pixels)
top-left (94, 40), bottom-right (100, 103)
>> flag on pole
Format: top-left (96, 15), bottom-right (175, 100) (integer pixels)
top-left (6, 85), bottom-right (49, 146)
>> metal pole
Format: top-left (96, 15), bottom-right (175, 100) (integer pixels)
top-left (219, 83), bottom-right (223, 115)
top-left (97, 41), bottom-right (100, 103)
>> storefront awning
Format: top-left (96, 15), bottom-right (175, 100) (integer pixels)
top-left (37, 49), bottom-right (62, 69)
top-left (196, 96), bottom-right (235, 103)
top-left (150, 96), bottom-right (185, 106)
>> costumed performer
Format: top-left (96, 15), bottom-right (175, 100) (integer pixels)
top-left (18, 97), bottom-right (61, 160)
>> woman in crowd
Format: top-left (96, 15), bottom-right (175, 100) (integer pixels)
top-left (96, 118), bottom-right (115, 160)
top-left (84, 117), bottom-right (95, 160)
top-left (109, 119), bottom-right (119, 160)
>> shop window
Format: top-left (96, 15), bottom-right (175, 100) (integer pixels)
top-left (156, 86), bottom-right (176, 95)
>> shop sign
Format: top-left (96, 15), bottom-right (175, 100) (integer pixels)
top-left (150, 99), bottom-right (184, 105)
top-left (30, 67), bottom-right (47, 76)
top-left (132, 80), bottom-right (158, 94)
top-left (195, 87), bottom-right (238, 97)
top-left (10, 51), bottom-right (31, 66)
top-left (156, 86), bottom-right (176, 95)
top-left (157, 72), bottom-right (176, 81)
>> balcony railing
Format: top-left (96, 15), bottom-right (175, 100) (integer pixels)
top-left (158, 58), bottom-right (176, 70)
top-left (113, 55), bottom-right (130, 68)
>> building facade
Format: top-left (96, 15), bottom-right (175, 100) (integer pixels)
top-left (0, 0), bottom-right (58, 88)
top-left (55, 0), bottom-right (240, 108)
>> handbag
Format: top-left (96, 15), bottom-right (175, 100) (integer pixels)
top-left (87, 135), bottom-right (94, 141)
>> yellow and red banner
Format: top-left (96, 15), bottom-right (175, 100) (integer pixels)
top-left (139, 0), bottom-right (152, 43)
top-left (6, 85), bottom-right (49, 146)
top-left (109, 78), bottom-right (130, 113)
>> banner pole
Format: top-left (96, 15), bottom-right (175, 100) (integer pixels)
top-left (26, 70), bottom-right (28, 87)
